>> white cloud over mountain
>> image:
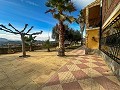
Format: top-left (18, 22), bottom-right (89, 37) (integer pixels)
top-left (0, 31), bottom-right (54, 41)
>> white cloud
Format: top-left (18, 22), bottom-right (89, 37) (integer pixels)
top-left (25, 1), bottom-right (40, 7)
top-left (0, 31), bottom-right (54, 41)
top-left (0, 33), bottom-right (21, 41)
top-left (72, 0), bottom-right (95, 9)
top-left (35, 31), bottom-right (54, 41)
top-left (20, 0), bottom-right (40, 7)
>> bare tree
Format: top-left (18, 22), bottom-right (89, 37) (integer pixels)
top-left (0, 23), bottom-right (42, 57)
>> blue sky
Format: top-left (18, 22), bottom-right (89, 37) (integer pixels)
top-left (0, 0), bottom-right (94, 41)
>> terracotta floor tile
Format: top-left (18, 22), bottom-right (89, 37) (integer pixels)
top-left (81, 57), bottom-right (89, 59)
top-left (93, 76), bottom-right (120, 90)
top-left (77, 64), bottom-right (89, 69)
top-left (58, 71), bottom-right (76, 84)
top-left (62, 81), bottom-right (82, 90)
top-left (105, 76), bottom-right (120, 86)
top-left (66, 62), bottom-right (74, 65)
top-left (86, 63), bottom-right (99, 68)
top-left (78, 78), bottom-right (92, 90)
top-left (1, 49), bottom-right (119, 90)
top-left (78, 78), bottom-right (102, 90)
top-left (93, 67), bottom-right (113, 76)
top-left (93, 67), bottom-right (108, 72)
top-left (19, 81), bottom-right (39, 90)
top-left (93, 62), bottom-right (106, 66)
top-left (42, 84), bottom-right (63, 90)
top-left (13, 76), bottom-right (32, 90)
top-left (66, 64), bottom-right (80, 71)
top-left (81, 68), bottom-right (91, 77)
top-left (101, 66), bottom-right (111, 70)
top-left (71, 60), bottom-right (82, 64)
top-left (46, 74), bottom-right (60, 86)
top-left (0, 86), bottom-right (16, 90)
top-left (72, 70), bottom-right (89, 80)
top-left (0, 72), bottom-right (7, 81)
top-left (93, 58), bottom-right (103, 61)
top-left (80, 59), bottom-right (89, 63)
top-left (58, 66), bottom-right (69, 73)
top-left (90, 69), bottom-right (103, 78)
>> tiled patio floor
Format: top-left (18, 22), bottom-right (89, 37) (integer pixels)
top-left (42, 49), bottom-right (120, 90)
top-left (0, 48), bottom-right (119, 90)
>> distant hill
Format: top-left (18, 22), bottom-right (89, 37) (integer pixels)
top-left (0, 38), bottom-right (8, 42)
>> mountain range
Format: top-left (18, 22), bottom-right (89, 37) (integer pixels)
top-left (0, 38), bottom-right (8, 42)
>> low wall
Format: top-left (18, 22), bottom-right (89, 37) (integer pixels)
top-left (85, 47), bottom-right (100, 55)
top-left (100, 51), bottom-right (120, 81)
top-left (0, 46), bottom-right (42, 54)
top-left (85, 48), bottom-right (120, 81)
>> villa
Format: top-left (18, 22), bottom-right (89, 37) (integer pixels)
top-left (0, 0), bottom-right (119, 90)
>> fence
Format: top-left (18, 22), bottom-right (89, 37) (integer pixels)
top-left (100, 14), bottom-right (120, 64)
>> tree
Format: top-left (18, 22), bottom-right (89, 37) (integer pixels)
top-left (52, 24), bottom-right (69, 42)
top-left (76, 9), bottom-right (85, 45)
top-left (73, 30), bottom-right (82, 45)
top-left (67, 29), bottom-right (82, 45)
top-left (52, 24), bottom-right (59, 42)
top-left (52, 25), bottom-right (82, 45)
top-left (44, 39), bottom-right (51, 52)
top-left (0, 23), bottom-right (42, 57)
top-left (25, 35), bottom-right (37, 51)
top-left (45, 0), bottom-right (76, 56)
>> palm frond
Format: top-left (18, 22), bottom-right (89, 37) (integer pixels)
top-left (45, 9), bottom-right (56, 14)
top-left (65, 3), bottom-right (76, 13)
top-left (66, 16), bottom-right (75, 23)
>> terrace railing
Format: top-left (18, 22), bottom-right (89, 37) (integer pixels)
top-left (100, 14), bottom-right (120, 64)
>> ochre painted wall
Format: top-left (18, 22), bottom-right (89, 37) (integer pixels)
top-left (86, 28), bottom-right (99, 49)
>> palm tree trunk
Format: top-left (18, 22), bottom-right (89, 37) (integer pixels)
top-left (21, 34), bottom-right (26, 57)
top-left (58, 21), bottom-right (65, 56)
top-left (81, 32), bottom-right (83, 45)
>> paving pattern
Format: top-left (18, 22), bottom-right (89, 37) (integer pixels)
top-left (0, 48), bottom-right (119, 90)
top-left (42, 49), bottom-right (120, 90)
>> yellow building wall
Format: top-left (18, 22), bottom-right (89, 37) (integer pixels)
top-left (86, 28), bottom-right (99, 49)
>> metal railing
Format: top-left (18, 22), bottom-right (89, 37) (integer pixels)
top-left (100, 14), bottom-right (120, 64)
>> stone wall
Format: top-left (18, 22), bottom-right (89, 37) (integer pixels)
top-left (100, 51), bottom-right (120, 81)
top-left (0, 46), bottom-right (42, 54)
top-left (85, 48), bottom-right (120, 81)
top-left (85, 48), bottom-right (100, 55)
top-left (86, 50), bottom-right (120, 81)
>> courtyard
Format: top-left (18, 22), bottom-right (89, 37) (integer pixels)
top-left (0, 48), bottom-right (119, 90)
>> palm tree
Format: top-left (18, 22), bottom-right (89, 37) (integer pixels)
top-left (45, 0), bottom-right (76, 56)
top-left (76, 10), bottom-right (85, 45)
